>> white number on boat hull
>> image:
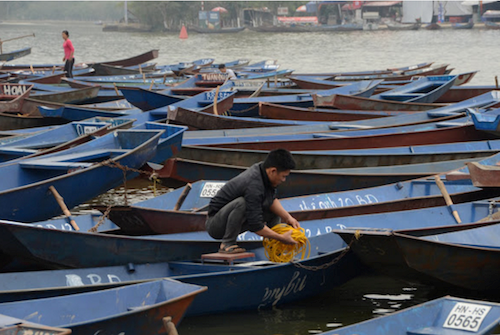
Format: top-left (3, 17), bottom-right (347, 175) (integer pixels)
top-left (443, 302), bottom-right (491, 332)
top-left (200, 182), bottom-right (225, 198)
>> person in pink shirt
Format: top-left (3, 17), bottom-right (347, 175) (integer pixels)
top-left (62, 30), bottom-right (75, 78)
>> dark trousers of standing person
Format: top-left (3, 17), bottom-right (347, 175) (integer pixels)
top-left (64, 58), bottom-right (74, 78)
top-left (206, 197), bottom-right (280, 246)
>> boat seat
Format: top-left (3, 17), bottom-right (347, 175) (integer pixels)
top-left (201, 252), bottom-right (255, 265)
top-left (19, 149), bottom-right (127, 170)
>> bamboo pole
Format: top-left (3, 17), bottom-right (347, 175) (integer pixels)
top-left (0, 33), bottom-right (35, 54)
top-left (173, 183), bottom-right (192, 211)
top-left (113, 83), bottom-right (120, 96)
top-left (213, 85), bottom-right (220, 115)
top-left (49, 186), bottom-right (80, 231)
top-left (434, 175), bottom-right (461, 224)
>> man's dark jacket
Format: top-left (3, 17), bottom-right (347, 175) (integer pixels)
top-left (208, 162), bottom-right (276, 232)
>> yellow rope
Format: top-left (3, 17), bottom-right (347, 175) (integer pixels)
top-left (263, 224), bottom-right (310, 263)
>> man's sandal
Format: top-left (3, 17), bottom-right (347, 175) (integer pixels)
top-left (219, 244), bottom-right (246, 254)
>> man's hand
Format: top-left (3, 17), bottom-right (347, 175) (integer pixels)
top-left (279, 230), bottom-right (298, 245)
top-left (286, 217), bottom-right (300, 229)
top-left (62, 57), bottom-right (65, 62)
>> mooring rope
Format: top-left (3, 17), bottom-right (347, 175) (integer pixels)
top-left (263, 223), bottom-right (310, 263)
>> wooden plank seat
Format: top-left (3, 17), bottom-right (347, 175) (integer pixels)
top-left (19, 149), bottom-right (127, 170)
top-left (201, 251), bottom-right (256, 265)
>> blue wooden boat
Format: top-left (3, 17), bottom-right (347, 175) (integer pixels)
top-left (331, 64), bottom-right (449, 82)
top-left (183, 115), bottom-right (472, 146)
top-left (155, 155), bottom-right (480, 197)
top-left (99, 164), bottom-right (493, 235)
top-left (27, 211), bottom-right (117, 232)
top-left (238, 60), bottom-right (280, 72)
top-left (209, 58), bottom-right (250, 69)
top-left (258, 102), bottom-right (427, 122)
top-left (0, 118), bottom-right (133, 163)
top-left (177, 91), bottom-right (500, 140)
top-left (38, 104), bottom-right (142, 121)
top-left (177, 142), bottom-right (498, 172)
top-left (291, 62), bottom-right (433, 78)
top-left (228, 80), bottom-right (382, 117)
top-left (0, 232), bottom-right (361, 315)
top-left (469, 108), bottom-right (500, 136)
top-left (3, 198), bottom-right (500, 313)
top-left (0, 315), bottom-right (71, 334)
top-left (369, 75), bottom-right (457, 103)
top-left (0, 128), bottom-right (169, 222)
top-left (167, 105), bottom-right (326, 129)
top-left (319, 296), bottom-right (500, 335)
top-left (335, 220), bottom-right (500, 291)
top-left (197, 117), bottom-right (495, 152)
top-left (119, 87), bottom-right (186, 111)
top-left (0, 218), bottom-right (263, 269)
top-left (236, 68), bottom-right (294, 80)
top-left (452, 19), bottom-right (474, 29)
top-left (0, 47), bottom-right (31, 62)
top-left (0, 279), bottom-right (206, 334)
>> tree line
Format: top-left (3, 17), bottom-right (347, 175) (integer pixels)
top-left (0, 1), bottom-right (307, 30)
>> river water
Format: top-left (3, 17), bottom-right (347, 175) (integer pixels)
top-left (2, 20), bottom-right (500, 334)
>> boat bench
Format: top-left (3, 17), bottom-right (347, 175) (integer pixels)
top-left (380, 93), bottom-right (424, 100)
top-left (201, 252), bottom-right (255, 265)
top-left (19, 149), bottom-right (127, 170)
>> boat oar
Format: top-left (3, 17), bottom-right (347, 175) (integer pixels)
top-left (213, 85), bottom-right (220, 115)
top-left (49, 185), bottom-right (80, 230)
top-left (0, 33), bottom-right (35, 54)
top-left (174, 183), bottom-right (192, 211)
top-left (434, 175), bottom-right (462, 224)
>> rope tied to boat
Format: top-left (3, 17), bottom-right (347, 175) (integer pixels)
top-left (88, 204), bottom-right (112, 233)
top-left (263, 224), bottom-right (310, 263)
top-left (291, 237), bottom-right (356, 272)
top-left (98, 159), bottom-right (159, 205)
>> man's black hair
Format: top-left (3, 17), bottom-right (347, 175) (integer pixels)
top-left (263, 149), bottom-right (296, 172)
top-left (63, 30), bottom-right (69, 37)
top-left (218, 64), bottom-right (226, 69)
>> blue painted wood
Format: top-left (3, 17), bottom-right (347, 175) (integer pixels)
top-left (37, 105), bottom-right (142, 121)
top-left (0, 120), bottom-right (121, 163)
top-left (2, 199), bottom-right (500, 314)
top-left (182, 116), bottom-right (471, 146)
top-left (229, 80), bottom-right (383, 117)
top-left (0, 233), bottom-right (360, 315)
top-left (0, 128), bottom-right (168, 222)
top-left (119, 87), bottom-right (185, 111)
top-left (209, 59), bottom-right (250, 68)
top-left (370, 75), bottom-right (457, 103)
top-left (335, 220), bottom-right (500, 291)
top-left (319, 296), bottom-right (500, 335)
top-left (0, 219), bottom-right (263, 268)
top-left (0, 48), bottom-right (31, 62)
top-left (469, 108), bottom-right (500, 134)
top-left (180, 91), bottom-right (500, 141)
top-left (0, 279), bottom-right (206, 333)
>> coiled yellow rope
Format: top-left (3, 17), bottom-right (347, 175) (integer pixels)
top-left (263, 224), bottom-right (310, 263)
